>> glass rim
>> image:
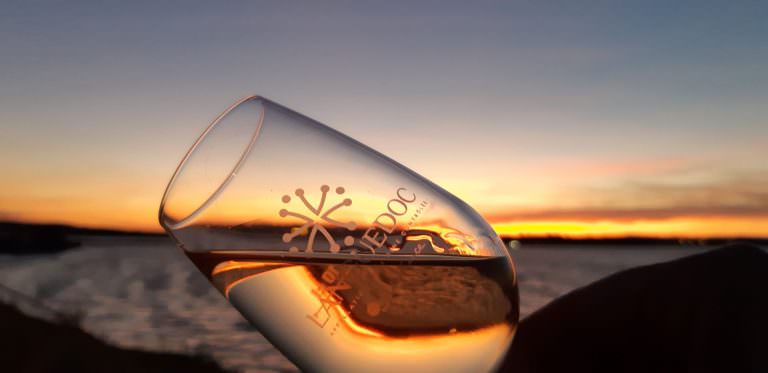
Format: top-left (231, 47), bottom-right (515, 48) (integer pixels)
top-left (158, 95), bottom-right (266, 231)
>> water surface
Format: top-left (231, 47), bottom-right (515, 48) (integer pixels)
top-left (0, 236), bottom-right (706, 372)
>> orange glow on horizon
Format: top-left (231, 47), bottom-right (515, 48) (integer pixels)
top-left (3, 205), bottom-right (767, 239)
top-left (2, 182), bottom-right (766, 238)
top-left (492, 216), bottom-right (768, 239)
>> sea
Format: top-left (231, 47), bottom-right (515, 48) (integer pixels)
top-left (0, 236), bottom-right (738, 372)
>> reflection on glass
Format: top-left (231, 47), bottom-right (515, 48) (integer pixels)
top-left (159, 96), bottom-right (518, 373)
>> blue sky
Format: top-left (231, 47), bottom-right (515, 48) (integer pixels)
top-left (1, 0), bottom-right (766, 235)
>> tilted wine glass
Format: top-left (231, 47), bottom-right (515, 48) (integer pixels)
top-left (159, 95), bottom-right (518, 373)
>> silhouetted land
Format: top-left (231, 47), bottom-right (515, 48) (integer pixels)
top-left (1, 221), bottom-right (765, 254)
top-left (0, 300), bottom-right (228, 373)
top-left (0, 222), bottom-right (163, 255)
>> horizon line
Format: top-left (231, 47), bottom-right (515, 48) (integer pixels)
top-left (2, 220), bottom-right (766, 241)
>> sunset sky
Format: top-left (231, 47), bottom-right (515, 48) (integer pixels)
top-left (1, 1), bottom-right (766, 237)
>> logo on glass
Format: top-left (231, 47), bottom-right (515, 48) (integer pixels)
top-left (279, 185), bottom-right (357, 253)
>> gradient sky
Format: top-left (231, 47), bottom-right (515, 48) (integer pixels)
top-left (1, 1), bottom-right (766, 237)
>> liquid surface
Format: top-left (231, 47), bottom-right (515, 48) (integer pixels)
top-left (187, 251), bottom-right (518, 373)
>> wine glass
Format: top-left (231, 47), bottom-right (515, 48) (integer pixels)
top-left (158, 95), bottom-right (518, 373)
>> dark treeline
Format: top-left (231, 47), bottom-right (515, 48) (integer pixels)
top-left (0, 221), bottom-right (163, 255)
top-left (1, 221), bottom-right (765, 254)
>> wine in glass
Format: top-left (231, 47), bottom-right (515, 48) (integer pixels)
top-left (159, 96), bottom-right (518, 373)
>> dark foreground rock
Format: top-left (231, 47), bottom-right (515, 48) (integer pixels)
top-left (0, 302), bottom-right (229, 373)
top-left (500, 244), bottom-right (768, 373)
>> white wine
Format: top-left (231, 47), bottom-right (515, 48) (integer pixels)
top-left (158, 96), bottom-right (521, 372)
top-left (187, 251), bottom-right (518, 373)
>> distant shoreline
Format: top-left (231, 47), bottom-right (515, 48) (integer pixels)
top-left (0, 221), bottom-right (764, 255)
top-left (0, 221), bottom-right (163, 255)
top-left (0, 221), bottom-right (165, 237)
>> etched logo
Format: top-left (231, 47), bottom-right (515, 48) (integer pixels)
top-left (279, 185), bottom-right (357, 253)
